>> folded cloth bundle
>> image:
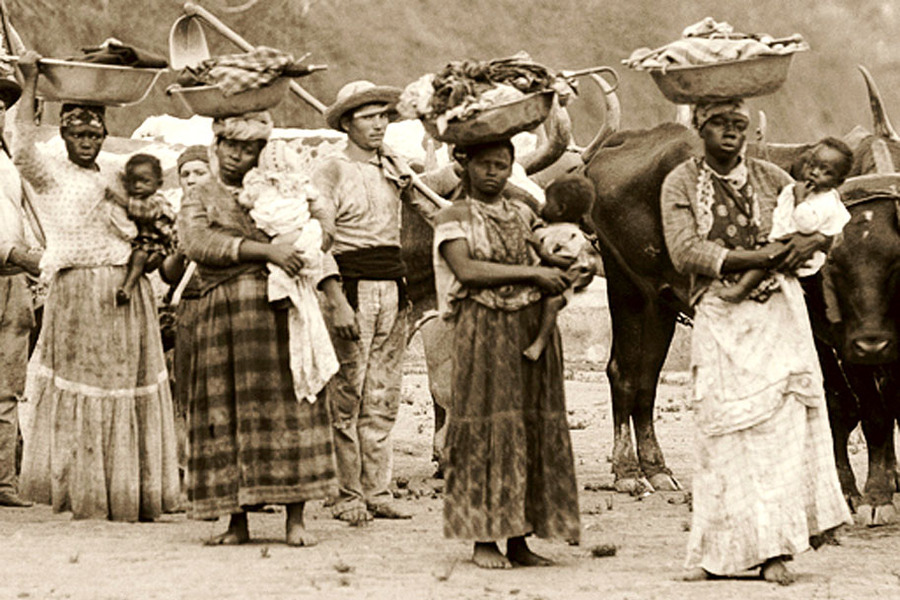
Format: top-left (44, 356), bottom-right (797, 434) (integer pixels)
top-left (397, 51), bottom-right (574, 133)
top-left (624, 18), bottom-right (808, 72)
top-left (75, 38), bottom-right (168, 68)
top-left (180, 46), bottom-right (295, 96)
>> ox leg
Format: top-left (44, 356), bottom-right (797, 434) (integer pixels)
top-left (817, 340), bottom-right (862, 509)
top-left (605, 270), bottom-right (675, 494)
top-left (633, 305), bottom-right (681, 491)
top-left (846, 366), bottom-right (898, 525)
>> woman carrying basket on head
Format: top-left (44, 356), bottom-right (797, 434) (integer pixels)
top-left (660, 99), bottom-right (851, 584)
top-left (434, 137), bottom-right (580, 568)
top-left (14, 51), bottom-right (179, 522)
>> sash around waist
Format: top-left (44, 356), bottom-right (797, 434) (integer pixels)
top-left (334, 245), bottom-right (407, 280)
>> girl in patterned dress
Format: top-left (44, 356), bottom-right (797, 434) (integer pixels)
top-left (433, 139), bottom-right (581, 569)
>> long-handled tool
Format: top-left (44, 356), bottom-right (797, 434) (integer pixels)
top-left (175, 2), bottom-right (450, 211)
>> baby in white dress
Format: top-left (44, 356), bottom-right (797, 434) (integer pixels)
top-left (238, 138), bottom-right (338, 402)
top-left (719, 138), bottom-right (853, 302)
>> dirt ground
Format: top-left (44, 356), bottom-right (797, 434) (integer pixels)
top-left (3, 366), bottom-right (900, 600)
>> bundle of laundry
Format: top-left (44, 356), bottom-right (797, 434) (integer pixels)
top-left (624, 18), bottom-right (808, 72)
top-left (397, 51), bottom-right (574, 136)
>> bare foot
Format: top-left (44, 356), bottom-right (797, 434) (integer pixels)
top-left (761, 557), bottom-right (794, 586)
top-left (286, 502), bottom-right (317, 547)
top-left (204, 513), bottom-right (249, 546)
top-left (473, 542), bottom-right (511, 569)
top-left (680, 568), bottom-right (711, 582)
top-left (522, 340), bottom-right (546, 362)
top-left (335, 505), bottom-right (372, 527)
top-left (506, 537), bottom-right (553, 567)
top-left (115, 288), bottom-right (131, 306)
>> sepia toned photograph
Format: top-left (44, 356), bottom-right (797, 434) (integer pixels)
top-left (1, 1), bottom-right (899, 598)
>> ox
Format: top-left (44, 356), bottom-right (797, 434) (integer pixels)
top-left (819, 172), bottom-right (900, 524)
top-left (581, 66), bottom-right (900, 523)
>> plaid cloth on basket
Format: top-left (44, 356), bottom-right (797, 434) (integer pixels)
top-left (185, 47), bottom-right (294, 96)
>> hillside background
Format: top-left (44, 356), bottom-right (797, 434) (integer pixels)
top-left (9, 0), bottom-right (900, 143)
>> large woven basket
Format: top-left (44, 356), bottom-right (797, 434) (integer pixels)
top-left (423, 90), bottom-right (554, 145)
top-left (649, 54), bottom-right (795, 104)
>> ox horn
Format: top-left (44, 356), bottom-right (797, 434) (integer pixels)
top-left (860, 64), bottom-right (900, 142)
top-left (519, 95), bottom-right (573, 176)
top-left (580, 72), bottom-right (622, 164)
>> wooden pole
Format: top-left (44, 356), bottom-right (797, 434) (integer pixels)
top-left (180, 2), bottom-right (449, 212)
top-left (183, 2), bottom-right (328, 114)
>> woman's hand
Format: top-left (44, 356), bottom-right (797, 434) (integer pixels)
top-left (530, 266), bottom-right (570, 295)
top-left (776, 232), bottom-right (829, 271)
top-left (266, 242), bottom-right (306, 277)
top-left (17, 50), bottom-right (41, 81)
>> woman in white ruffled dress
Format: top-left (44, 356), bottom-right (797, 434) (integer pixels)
top-left (14, 52), bottom-right (179, 521)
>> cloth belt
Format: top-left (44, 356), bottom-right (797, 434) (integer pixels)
top-left (334, 245), bottom-right (407, 311)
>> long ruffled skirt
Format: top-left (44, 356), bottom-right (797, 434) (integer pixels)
top-left (20, 266), bottom-right (180, 521)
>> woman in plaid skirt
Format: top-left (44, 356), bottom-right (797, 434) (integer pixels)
top-left (661, 99), bottom-right (851, 584)
top-left (178, 111), bottom-right (337, 546)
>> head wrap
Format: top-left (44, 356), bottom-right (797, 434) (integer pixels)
top-left (60, 103), bottom-right (106, 134)
top-left (692, 99), bottom-right (750, 131)
top-left (177, 145), bottom-right (210, 172)
top-left (211, 111), bottom-right (274, 141)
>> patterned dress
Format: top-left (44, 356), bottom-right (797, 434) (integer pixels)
top-left (434, 197), bottom-right (581, 543)
top-left (14, 122), bottom-right (179, 521)
top-left (178, 178), bottom-right (337, 519)
top-left (661, 157), bottom-right (851, 575)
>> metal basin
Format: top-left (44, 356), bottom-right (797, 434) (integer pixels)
top-left (37, 59), bottom-right (164, 106)
top-left (168, 77), bottom-right (289, 118)
top-left (649, 54), bottom-right (796, 104)
top-left (423, 90), bottom-right (555, 145)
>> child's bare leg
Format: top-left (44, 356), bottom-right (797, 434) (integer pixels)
top-left (524, 294), bottom-right (566, 361)
top-left (473, 542), bottom-right (511, 569)
top-left (717, 269), bottom-right (766, 303)
top-left (506, 536), bottom-right (552, 566)
top-left (116, 249), bottom-right (148, 305)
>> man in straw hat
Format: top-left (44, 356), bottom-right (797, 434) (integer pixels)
top-left (314, 80), bottom-right (440, 525)
top-left (0, 64), bottom-right (40, 508)
top-left (660, 98), bottom-right (850, 584)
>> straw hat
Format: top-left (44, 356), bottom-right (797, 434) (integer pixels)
top-left (324, 80), bottom-right (401, 131)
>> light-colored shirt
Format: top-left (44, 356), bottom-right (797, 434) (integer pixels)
top-left (312, 142), bottom-right (438, 256)
top-left (770, 185), bottom-right (850, 277)
top-left (661, 156), bottom-right (791, 305)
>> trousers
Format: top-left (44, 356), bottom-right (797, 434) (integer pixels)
top-left (0, 274), bottom-right (34, 493)
top-left (325, 279), bottom-right (407, 512)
